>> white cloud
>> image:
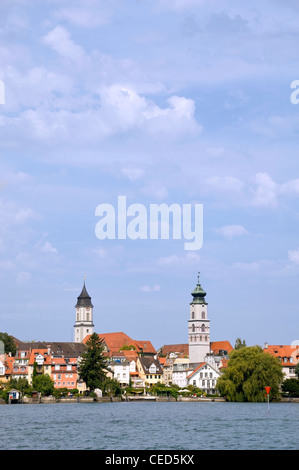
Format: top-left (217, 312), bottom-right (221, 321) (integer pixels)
top-left (15, 207), bottom-right (37, 224)
top-left (141, 180), bottom-right (169, 200)
top-left (288, 248), bottom-right (299, 264)
top-left (121, 168), bottom-right (145, 181)
top-left (216, 225), bottom-right (248, 239)
top-left (201, 176), bottom-right (245, 199)
top-left (42, 26), bottom-right (86, 63)
top-left (93, 247), bottom-right (107, 259)
top-left (140, 284), bottom-right (161, 292)
top-left (54, 6), bottom-right (108, 28)
top-left (250, 172), bottom-right (278, 208)
top-left (41, 241), bottom-right (58, 254)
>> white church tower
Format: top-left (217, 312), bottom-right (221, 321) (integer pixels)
top-left (188, 273), bottom-right (211, 363)
top-left (74, 281), bottom-right (94, 343)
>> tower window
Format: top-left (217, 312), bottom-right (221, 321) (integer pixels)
top-left (201, 311), bottom-right (205, 319)
top-left (192, 312), bottom-right (195, 319)
top-left (192, 324), bottom-right (195, 332)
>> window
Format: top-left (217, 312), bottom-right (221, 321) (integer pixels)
top-left (201, 324), bottom-right (205, 332)
top-left (201, 311), bottom-right (205, 319)
top-left (192, 312), bottom-right (195, 319)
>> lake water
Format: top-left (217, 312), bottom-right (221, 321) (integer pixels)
top-left (0, 401), bottom-right (298, 450)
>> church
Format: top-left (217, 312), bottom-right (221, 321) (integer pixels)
top-left (158, 273), bottom-right (233, 371)
top-left (74, 274), bottom-right (233, 367)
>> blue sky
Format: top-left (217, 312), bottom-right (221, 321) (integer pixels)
top-left (0, 0), bottom-right (299, 349)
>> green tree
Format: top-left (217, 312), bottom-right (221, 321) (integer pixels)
top-left (78, 333), bottom-right (108, 392)
top-left (217, 346), bottom-right (284, 402)
top-left (0, 332), bottom-right (17, 356)
top-left (102, 378), bottom-right (122, 396)
top-left (281, 378), bottom-right (299, 397)
top-left (234, 338), bottom-right (247, 350)
top-left (32, 374), bottom-right (54, 396)
top-left (8, 377), bottom-right (33, 396)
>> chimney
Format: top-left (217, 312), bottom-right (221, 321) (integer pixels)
top-left (264, 342), bottom-right (268, 349)
top-left (47, 345), bottom-right (51, 356)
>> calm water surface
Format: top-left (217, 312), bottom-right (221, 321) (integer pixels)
top-left (0, 401), bottom-right (298, 450)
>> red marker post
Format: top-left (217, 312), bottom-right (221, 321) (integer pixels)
top-left (265, 386), bottom-right (271, 412)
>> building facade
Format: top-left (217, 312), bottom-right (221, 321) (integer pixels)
top-left (187, 362), bottom-right (220, 395)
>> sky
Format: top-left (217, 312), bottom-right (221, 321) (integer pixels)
top-left (0, 0), bottom-right (299, 350)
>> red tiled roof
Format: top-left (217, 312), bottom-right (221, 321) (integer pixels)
top-left (28, 349), bottom-right (52, 365)
top-left (83, 332), bottom-right (156, 355)
top-left (263, 344), bottom-right (299, 366)
top-left (210, 341), bottom-right (233, 354)
top-left (159, 344), bottom-right (189, 357)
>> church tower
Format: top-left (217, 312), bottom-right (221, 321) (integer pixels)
top-left (74, 281), bottom-right (94, 342)
top-left (188, 273), bottom-right (210, 363)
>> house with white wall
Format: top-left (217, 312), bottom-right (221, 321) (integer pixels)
top-left (187, 362), bottom-right (220, 395)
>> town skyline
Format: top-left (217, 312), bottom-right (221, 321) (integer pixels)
top-left (0, 1), bottom-right (299, 349)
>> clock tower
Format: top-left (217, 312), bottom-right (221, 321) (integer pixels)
top-left (188, 273), bottom-right (210, 363)
top-left (74, 281), bottom-right (94, 342)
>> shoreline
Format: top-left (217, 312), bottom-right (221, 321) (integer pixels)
top-left (1, 396), bottom-right (298, 404)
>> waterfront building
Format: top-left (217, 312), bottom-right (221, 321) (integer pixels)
top-left (187, 362), bottom-right (220, 395)
top-left (171, 357), bottom-right (193, 388)
top-left (51, 357), bottom-right (78, 389)
top-left (161, 357), bottom-right (175, 386)
top-left (74, 281), bottom-right (94, 343)
top-left (136, 356), bottom-right (163, 387)
top-left (27, 348), bottom-right (52, 384)
top-left (108, 360), bottom-right (131, 387)
top-left (263, 343), bottom-right (299, 379)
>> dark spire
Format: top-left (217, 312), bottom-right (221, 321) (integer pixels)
top-left (190, 272), bottom-right (207, 305)
top-left (75, 281), bottom-right (93, 308)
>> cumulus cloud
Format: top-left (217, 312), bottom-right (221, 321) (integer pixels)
top-left (54, 6), bottom-right (108, 28)
top-left (42, 26), bottom-right (86, 63)
top-left (216, 225), bottom-right (248, 239)
top-left (288, 248), bottom-right (299, 264)
top-left (41, 241), bottom-right (58, 254)
top-left (250, 173), bottom-right (278, 208)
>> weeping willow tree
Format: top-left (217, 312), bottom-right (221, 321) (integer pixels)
top-left (217, 346), bottom-right (284, 402)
